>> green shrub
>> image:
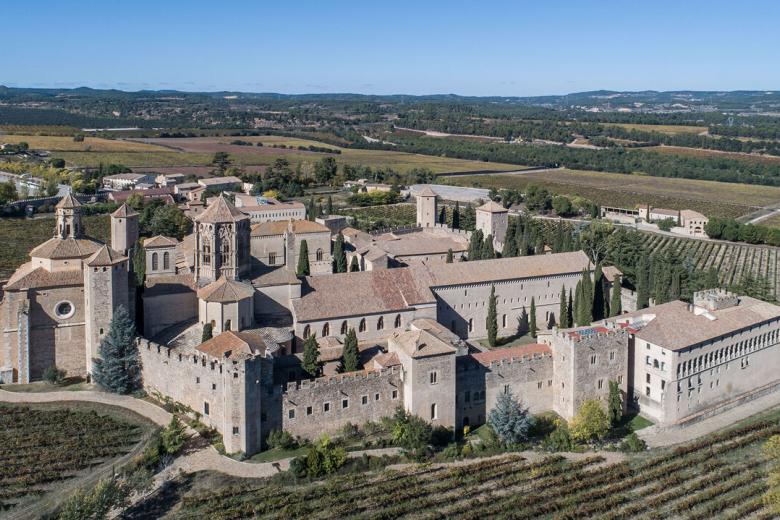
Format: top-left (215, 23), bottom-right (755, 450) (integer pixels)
top-left (266, 430), bottom-right (298, 450)
top-left (543, 422), bottom-right (573, 452)
top-left (43, 365), bottom-right (66, 385)
top-left (620, 432), bottom-right (648, 453)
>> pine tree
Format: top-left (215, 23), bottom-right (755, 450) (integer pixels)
top-left (592, 262), bottom-right (605, 322)
top-left (487, 389), bottom-right (533, 445)
top-left (326, 195), bottom-right (333, 215)
top-left (608, 380), bottom-right (623, 426)
top-left (486, 285), bottom-right (498, 347)
top-left (349, 255), bottom-right (360, 272)
top-left (558, 285), bottom-right (567, 328)
top-left (438, 205), bottom-right (447, 225)
top-left (610, 275), bottom-right (622, 317)
top-left (567, 289), bottom-right (574, 327)
top-left (340, 329), bottom-right (361, 372)
top-left (333, 232), bottom-right (347, 273)
top-left (92, 306), bottom-right (140, 394)
top-left (483, 235), bottom-right (495, 259)
top-left (201, 322), bottom-right (213, 343)
top-left (297, 240), bottom-right (310, 276)
top-left (446, 248), bottom-right (454, 263)
top-left (529, 297), bottom-right (537, 338)
top-left (302, 334), bottom-right (321, 378)
top-left (452, 201), bottom-right (461, 229)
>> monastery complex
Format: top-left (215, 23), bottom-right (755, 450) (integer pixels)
top-left (2, 188), bottom-right (779, 455)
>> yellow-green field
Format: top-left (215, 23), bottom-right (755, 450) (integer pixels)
top-left (446, 168), bottom-right (780, 218)
top-left (602, 122), bottom-right (708, 135)
top-left (0, 134), bottom-right (169, 152)
top-left (40, 135), bottom-right (523, 173)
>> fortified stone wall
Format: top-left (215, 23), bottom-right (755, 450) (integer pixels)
top-left (266, 367), bottom-right (403, 440)
top-left (456, 352), bottom-right (553, 429)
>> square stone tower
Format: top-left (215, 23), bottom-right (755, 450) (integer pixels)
top-left (476, 201), bottom-right (508, 251)
top-left (110, 203), bottom-right (139, 256)
top-left (416, 186), bottom-right (438, 228)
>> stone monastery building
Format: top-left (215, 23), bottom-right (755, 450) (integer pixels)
top-left (2, 189), bottom-right (780, 455)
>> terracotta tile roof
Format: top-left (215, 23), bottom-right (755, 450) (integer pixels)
top-left (602, 266), bottom-right (622, 283)
top-left (292, 251), bottom-right (592, 322)
top-left (379, 235), bottom-right (468, 257)
top-left (250, 219), bottom-right (330, 237)
top-left (111, 203), bottom-right (139, 218)
top-left (611, 297), bottom-right (780, 351)
top-left (197, 277), bottom-right (255, 303)
top-left (251, 267), bottom-right (301, 287)
top-left (56, 193), bottom-right (81, 209)
top-left (372, 352), bottom-right (401, 368)
top-left (477, 200), bottom-right (507, 213)
top-left (417, 186), bottom-right (437, 197)
top-left (390, 329), bottom-right (456, 359)
top-left (4, 262), bottom-right (83, 290)
top-left (144, 235), bottom-right (179, 248)
top-left (86, 245), bottom-right (127, 267)
top-left (194, 195), bottom-right (249, 224)
top-left (30, 237), bottom-right (103, 260)
top-left (197, 330), bottom-right (267, 359)
top-left (470, 343), bottom-right (551, 365)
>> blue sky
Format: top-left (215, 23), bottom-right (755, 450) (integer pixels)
top-left (3, 0), bottom-right (779, 96)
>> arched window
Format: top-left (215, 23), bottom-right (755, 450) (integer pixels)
top-left (152, 252), bottom-right (159, 271)
top-left (340, 321), bottom-right (348, 335)
top-left (203, 244), bottom-right (211, 265)
top-left (394, 314), bottom-right (402, 328)
top-left (303, 325), bottom-right (311, 338)
top-left (163, 251), bottom-right (170, 270)
top-left (430, 403), bottom-right (438, 420)
top-left (316, 248), bottom-right (323, 262)
top-left (502, 314), bottom-right (507, 328)
top-left (468, 318), bottom-right (474, 333)
top-left (322, 322), bottom-right (330, 337)
top-left (224, 319), bottom-right (231, 331)
top-left (377, 317), bottom-right (384, 330)
top-left (359, 319), bottom-right (366, 333)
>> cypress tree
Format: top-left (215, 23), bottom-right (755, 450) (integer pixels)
top-left (483, 235), bottom-right (495, 259)
top-left (446, 248), bottom-right (454, 263)
top-left (297, 240), bottom-right (310, 276)
top-left (562, 228), bottom-right (573, 252)
top-left (487, 285), bottom-right (498, 347)
top-left (340, 329), bottom-right (361, 372)
top-left (558, 285), bottom-right (567, 328)
top-left (608, 380), bottom-right (622, 426)
top-left (574, 280), bottom-right (584, 326)
top-left (636, 257), bottom-right (650, 309)
top-left (567, 289), bottom-right (574, 328)
top-left (92, 306), bottom-right (140, 394)
top-left (534, 235), bottom-right (545, 255)
top-left (529, 297), bottom-right (537, 338)
top-left (438, 205), bottom-right (447, 225)
top-left (302, 334), bottom-right (321, 378)
top-left (502, 219), bottom-right (517, 257)
top-left (333, 232), bottom-right (347, 273)
top-left (452, 201), bottom-right (460, 229)
top-left (132, 240), bottom-right (145, 287)
top-left (326, 195), bottom-right (333, 215)
top-left (518, 306), bottom-right (529, 335)
top-left (581, 268), bottom-right (593, 324)
top-left (592, 262), bottom-right (605, 322)
top-left (554, 221), bottom-right (564, 253)
top-left (468, 229), bottom-right (484, 260)
top-left (349, 255), bottom-right (360, 272)
top-left (610, 275), bottom-right (622, 317)
top-left (670, 270), bottom-right (681, 301)
top-left (201, 322), bottom-right (213, 343)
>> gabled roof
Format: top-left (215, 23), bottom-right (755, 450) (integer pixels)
top-left (251, 219), bottom-right (330, 237)
top-left (144, 235), bottom-right (179, 248)
top-left (86, 245), bottom-right (127, 267)
top-left (4, 262), bottom-right (84, 290)
top-left (197, 330), bottom-right (267, 359)
top-left (56, 193), bottom-right (81, 209)
top-left (390, 329), bottom-right (456, 359)
top-left (30, 237), bottom-right (103, 260)
top-left (476, 200), bottom-right (507, 213)
top-left (111, 203), bottom-right (139, 218)
top-left (417, 186), bottom-right (437, 197)
top-left (194, 195), bottom-right (249, 224)
top-left (197, 277), bottom-right (255, 303)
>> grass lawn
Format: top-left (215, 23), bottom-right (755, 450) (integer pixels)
top-left (1, 377), bottom-right (92, 392)
top-left (628, 413), bottom-right (653, 431)
top-left (247, 446), bottom-right (309, 463)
